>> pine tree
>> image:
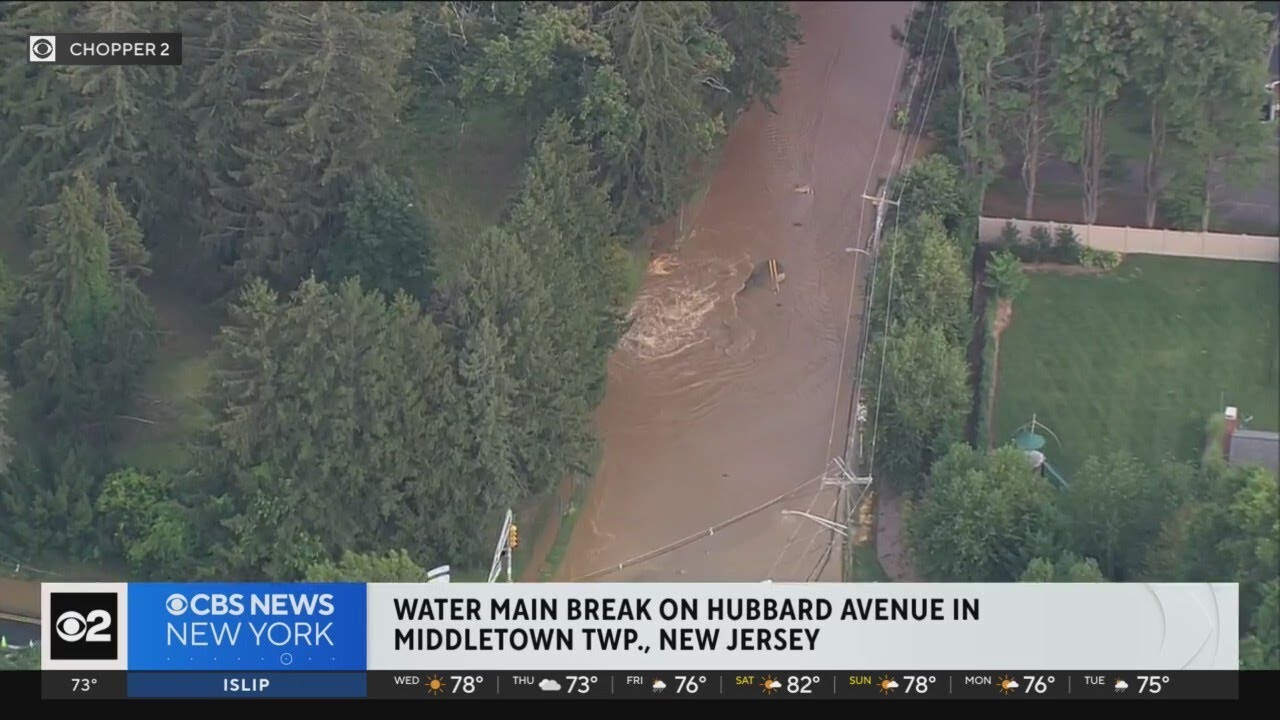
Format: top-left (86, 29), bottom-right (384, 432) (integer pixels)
top-left (0, 1), bottom-right (83, 208)
top-left (28, 2), bottom-right (183, 227)
top-left (179, 1), bottom-right (268, 292)
top-left (507, 114), bottom-right (627, 405)
top-left (594, 1), bottom-right (732, 224)
top-left (12, 173), bottom-right (156, 431)
top-left (321, 169), bottom-right (434, 300)
top-left (438, 228), bottom-right (579, 502)
top-left (229, 1), bottom-right (415, 287)
top-left (197, 276), bottom-right (463, 577)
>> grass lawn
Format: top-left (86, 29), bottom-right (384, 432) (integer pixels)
top-left (992, 255), bottom-right (1280, 476)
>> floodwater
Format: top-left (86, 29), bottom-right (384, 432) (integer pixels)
top-left (559, 1), bottom-right (911, 582)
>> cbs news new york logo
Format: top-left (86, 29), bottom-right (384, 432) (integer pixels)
top-left (28, 33), bottom-right (182, 65)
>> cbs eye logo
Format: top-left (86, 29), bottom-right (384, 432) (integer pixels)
top-left (29, 35), bottom-right (56, 62)
top-left (49, 592), bottom-right (118, 660)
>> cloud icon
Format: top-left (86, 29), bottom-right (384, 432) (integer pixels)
top-left (1114, 680), bottom-right (1129, 690)
top-left (652, 680), bottom-right (667, 690)
top-left (764, 679), bottom-right (781, 690)
top-left (885, 680), bottom-right (899, 689)
top-left (1006, 680), bottom-right (1020, 689)
top-left (538, 679), bottom-right (562, 692)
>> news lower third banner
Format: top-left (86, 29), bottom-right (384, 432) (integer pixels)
top-left (39, 582), bottom-right (1238, 674)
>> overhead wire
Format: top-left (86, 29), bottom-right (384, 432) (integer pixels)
top-left (797, 5), bottom-right (953, 584)
top-left (766, 0), bottom-right (936, 582)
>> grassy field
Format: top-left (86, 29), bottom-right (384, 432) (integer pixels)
top-left (992, 255), bottom-right (1280, 476)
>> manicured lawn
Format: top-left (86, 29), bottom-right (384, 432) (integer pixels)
top-left (992, 255), bottom-right (1280, 476)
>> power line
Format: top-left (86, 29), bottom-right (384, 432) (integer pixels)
top-left (571, 470), bottom-right (830, 581)
top-left (798, 6), bottom-right (953, 583)
top-left (866, 22), bottom-right (954, 479)
top-left (766, 1), bottom-right (936, 582)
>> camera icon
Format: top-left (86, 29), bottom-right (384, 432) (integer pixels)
top-left (29, 35), bottom-right (56, 63)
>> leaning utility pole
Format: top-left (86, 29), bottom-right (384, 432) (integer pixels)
top-left (487, 509), bottom-right (518, 583)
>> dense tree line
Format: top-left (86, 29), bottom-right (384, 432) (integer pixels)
top-left (0, 1), bottom-right (800, 577)
top-left (908, 443), bottom-right (1278, 667)
top-left (908, 1), bottom-right (1273, 229)
top-left (866, 156), bottom-right (974, 496)
top-left (882, 161), bottom-right (1279, 666)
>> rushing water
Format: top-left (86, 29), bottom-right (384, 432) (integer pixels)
top-left (558, 2), bottom-right (912, 582)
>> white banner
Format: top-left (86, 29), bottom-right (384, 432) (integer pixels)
top-left (367, 583), bottom-right (1239, 671)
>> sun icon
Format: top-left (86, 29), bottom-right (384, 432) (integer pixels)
top-left (998, 675), bottom-right (1017, 695)
top-left (878, 675), bottom-right (898, 694)
top-left (761, 676), bottom-right (780, 694)
top-left (425, 675), bottom-right (447, 695)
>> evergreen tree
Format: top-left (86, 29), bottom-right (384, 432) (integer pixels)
top-left (226, 1), bottom-right (416, 287)
top-left (507, 114), bottom-right (627, 404)
top-left (10, 173), bottom-right (155, 431)
top-left (179, 1), bottom-right (268, 292)
top-left (594, 1), bottom-right (731, 224)
top-left (27, 2), bottom-right (183, 227)
top-left (0, 371), bottom-right (12, 476)
top-left (321, 169), bottom-right (434, 301)
top-left (437, 228), bottom-right (579, 507)
top-left (708, 1), bottom-right (800, 117)
top-left (0, 1), bottom-right (83, 209)
top-left (197, 277), bottom-right (462, 577)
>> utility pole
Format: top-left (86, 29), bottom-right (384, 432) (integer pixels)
top-left (860, 190), bottom-right (899, 253)
top-left (488, 509), bottom-right (517, 583)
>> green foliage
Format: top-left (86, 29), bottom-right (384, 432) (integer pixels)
top-left (708, 2), bottom-right (801, 117)
top-left (438, 227), bottom-right (590, 506)
top-left (1062, 452), bottom-right (1188, 580)
top-left (30, 2), bottom-right (184, 226)
top-left (1052, 225), bottom-right (1082, 265)
top-left (872, 213), bottom-right (972, 347)
top-left (868, 321), bottom-right (971, 493)
top-left (0, 372), bottom-right (12, 475)
top-left (460, 4), bottom-right (609, 105)
top-left (1163, 2), bottom-right (1274, 232)
top-left (1241, 579), bottom-right (1279, 670)
top-left (1143, 463), bottom-right (1279, 666)
top-left (198, 1), bottom-right (416, 288)
top-left (972, 298), bottom-right (999, 448)
top-left (1019, 552), bottom-right (1106, 582)
top-left (506, 115), bottom-right (629, 405)
top-left (595, 1), bottom-right (732, 225)
top-left (907, 444), bottom-right (1059, 581)
top-left (7, 174), bottom-right (156, 432)
top-left (0, 0), bottom-right (806, 585)
top-left (984, 250), bottom-right (1027, 300)
top-left (948, 1), bottom-right (1008, 189)
top-left (305, 549), bottom-right (429, 583)
top-left (96, 467), bottom-right (194, 577)
top-left (321, 169), bottom-right (435, 301)
top-left (0, 434), bottom-right (105, 557)
top-left (0, 647), bottom-right (40, 670)
top-left (891, 155), bottom-right (968, 234)
top-left (195, 277), bottom-right (464, 577)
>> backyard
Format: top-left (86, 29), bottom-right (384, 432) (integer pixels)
top-left (991, 255), bottom-right (1280, 476)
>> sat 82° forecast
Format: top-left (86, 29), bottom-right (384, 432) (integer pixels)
top-left (128, 584), bottom-right (368, 671)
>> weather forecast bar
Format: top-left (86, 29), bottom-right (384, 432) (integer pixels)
top-left (38, 671), bottom-right (1239, 700)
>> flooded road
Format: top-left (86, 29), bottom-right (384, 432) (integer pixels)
top-left (559, 2), bottom-right (911, 582)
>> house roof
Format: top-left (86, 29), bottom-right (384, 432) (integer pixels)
top-left (1228, 429), bottom-right (1280, 474)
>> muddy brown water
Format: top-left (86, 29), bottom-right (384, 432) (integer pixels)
top-left (558, 1), bottom-right (911, 582)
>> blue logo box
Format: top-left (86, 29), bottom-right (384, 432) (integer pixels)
top-left (127, 583), bottom-right (367, 671)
